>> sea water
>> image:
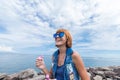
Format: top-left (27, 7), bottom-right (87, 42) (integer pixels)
top-left (0, 53), bottom-right (120, 74)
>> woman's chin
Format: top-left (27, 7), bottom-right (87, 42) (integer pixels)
top-left (55, 44), bottom-right (62, 47)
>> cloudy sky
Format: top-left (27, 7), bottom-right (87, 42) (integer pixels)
top-left (0, 0), bottom-right (120, 56)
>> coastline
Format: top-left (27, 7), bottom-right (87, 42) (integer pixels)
top-left (0, 66), bottom-right (120, 80)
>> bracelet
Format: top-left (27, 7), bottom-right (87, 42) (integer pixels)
top-left (45, 74), bottom-right (50, 80)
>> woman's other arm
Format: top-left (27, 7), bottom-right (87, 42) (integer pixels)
top-left (72, 52), bottom-right (90, 80)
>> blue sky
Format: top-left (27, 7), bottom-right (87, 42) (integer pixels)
top-left (0, 0), bottom-right (120, 57)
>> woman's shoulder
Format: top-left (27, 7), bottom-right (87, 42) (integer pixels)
top-left (72, 51), bottom-right (82, 60)
top-left (72, 51), bottom-right (80, 57)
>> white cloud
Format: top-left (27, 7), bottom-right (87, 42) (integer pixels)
top-left (13, 0), bottom-right (98, 28)
top-left (0, 0), bottom-right (120, 53)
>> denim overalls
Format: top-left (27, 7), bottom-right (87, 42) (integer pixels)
top-left (52, 48), bottom-right (80, 80)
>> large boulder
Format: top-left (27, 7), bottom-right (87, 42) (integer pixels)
top-left (113, 67), bottom-right (120, 76)
top-left (3, 73), bottom-right (19, 80)
top-left (97, 67), bottom-right (111, 71)
top-left (18, 69), bottom-right (38, 79)
top-left (87, 66), bottom-right (120, 80)
top-left (0, 73), bottom-right (7, 80)
top-left (93, 75), bottom-right (103, 80)
top-left (104, 71), bottom-right (117, 78)
top-left (3, 69), bottom-right (38, 80)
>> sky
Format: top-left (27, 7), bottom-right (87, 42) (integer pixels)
top-left (0, 0), bottom-right (120, 57)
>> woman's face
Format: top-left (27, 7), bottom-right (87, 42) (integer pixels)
top-left (54, 32), bottom-right (67, 47)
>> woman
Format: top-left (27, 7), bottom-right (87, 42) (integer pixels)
top-left (36, 29), bottom-right (90, 80)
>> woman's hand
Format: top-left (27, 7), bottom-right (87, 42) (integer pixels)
top-left (36, 56), bottom-right (46, 70)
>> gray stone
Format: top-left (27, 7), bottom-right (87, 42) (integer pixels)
top-left (94, 71), bottom-right (104, 75)
top-left (18, 68), bottom-right (38, 79)
top-left (0, 73), bottom-right (7, 79)
top-left (97, 67), bottom-right (111, 71)
top-left (93, 75), bottom-right (103, 80)
top-left (113, 68), bottom-right (120, 76)
top-left (3, 73), bottom-right (19, 80)
top-left (104, 71), bottom-right (117, 78)
top-left (1, 66), bottom-right (120, 80)
top-left (87, 66), bottom-right (120, 80)
top-left (114, 76), bottom-right (120, 80)
top-left (106, 78), bottom-right (112, 80)
top-left (28, 75), bottom-right (45, 80)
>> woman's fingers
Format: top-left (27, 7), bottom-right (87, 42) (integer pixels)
top-left (36, 58), bottom-right (44, 66)
top-left (35, 56), bottom-right (46, 69)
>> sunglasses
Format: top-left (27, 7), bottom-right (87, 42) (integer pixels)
top-left (53, 32), bottom-right (64, 38)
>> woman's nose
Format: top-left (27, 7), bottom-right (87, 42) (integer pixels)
top-left (55, 37), bottom-right (60, 41)
top-left (56, 35), bottom-right (59, 38)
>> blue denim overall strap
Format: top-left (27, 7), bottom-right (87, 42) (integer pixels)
top-left (52, 50), bottom-right (59, 78)
top-left (52, 48), bottom-right (80, 80)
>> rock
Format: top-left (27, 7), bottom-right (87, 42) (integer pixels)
top-left (1, 66), bottom-right (120, 80)
top-left (87, 66), bottom-right (120, 80)
top-left (3, 73), bottom-right (19, 80)
top-left (87, 67), bottom-right (96, 77)
top-left (95, 71), bottom-right (104, 75)
top-left (114, 76), bottom-right (120, 80)
top-left (0, 73), bottom-right (7, 79)
top-left (28, 75), bottom-right (45, 80)
top-left (18, 69), bottom-right (38, 79)
top-left (87, 72), bottom-right (91, 77)
top-left (93, 75), bottom-right (103, 80)
top-left (97, 67), bottom-right (111, 71)
top-left (104, 71), bottom-right (117, 78)
top-left (113, 67), bottom-right (120, 76)
top-left (3, 69), bottom-right (38, 80)
top-left (106, 78), bottom-right (112, 80)
top-left (94, 71), bottom-right (106, 78)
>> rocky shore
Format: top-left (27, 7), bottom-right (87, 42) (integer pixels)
top-left (0, 66), bottom-right (120, 80)
top-left (87, 66), bottom-right (120, 80)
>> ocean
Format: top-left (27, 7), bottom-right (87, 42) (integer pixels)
top-left (0, 53), bottom-right (120, 74)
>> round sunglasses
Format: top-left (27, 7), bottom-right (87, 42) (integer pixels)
top-left (53, 32), bottom-right (64, 38)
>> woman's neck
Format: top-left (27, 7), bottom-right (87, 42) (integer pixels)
top-left (58, 46), bottom-right (67, 54)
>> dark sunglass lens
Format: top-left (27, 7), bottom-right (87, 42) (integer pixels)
top-left (53, 34), bottom-right (57, 38)
top-left (59, 32), bottom-right (64, 38)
